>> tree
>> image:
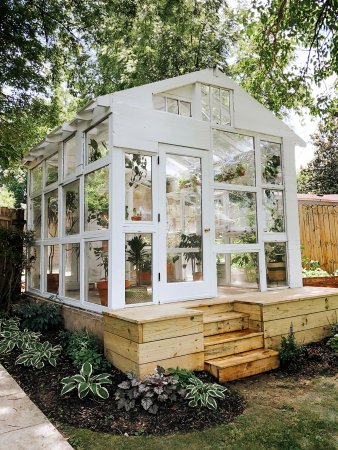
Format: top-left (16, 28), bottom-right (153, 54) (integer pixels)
top-left (297, 120), bottom-right (338, 194)
top-left (230, 0), bottom-right (338, 120)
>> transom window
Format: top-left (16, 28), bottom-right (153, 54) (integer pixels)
top-left (153, 95), bottom-right (191, 117)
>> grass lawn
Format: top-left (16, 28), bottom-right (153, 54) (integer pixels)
top-left (60, 373), bottom-right (338, 450)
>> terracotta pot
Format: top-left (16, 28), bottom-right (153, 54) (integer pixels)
top-left (139, 271), bottom-right (151, 285)
top-left (167, 263), bottom-right (172, 281)
top-left (131, 216), bottom-right (142, 221)
top-left (97, 280), bottom-right (108, 306)
top-left (47, 273), bottom-right (59, 293)
top-left (193, 271), bottom-right (203, 281)
top-left (125, 279), bottom-right (131, 289)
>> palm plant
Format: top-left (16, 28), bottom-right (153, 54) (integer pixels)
top-left (126, 236), bottom-right (148, 286)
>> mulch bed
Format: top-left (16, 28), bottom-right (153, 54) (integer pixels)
top-left (277, 339), bottom-right (338, 378)
top-left (0, 330), bottom-right (245, 436)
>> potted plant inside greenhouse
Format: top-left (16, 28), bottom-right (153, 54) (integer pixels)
top-left (126, 235), bottom-right (152, 302)
top-left (180, 234), bottom-right (202, 281)
top-left (46, 195), bottom-right (59, 292)
top-left (94, 245), bottom-right (109, 306)
top-left (266, 244), bottom-right (286, 282)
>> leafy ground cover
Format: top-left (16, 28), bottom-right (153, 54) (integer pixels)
top-left (61, 373), bottom-right (338, 450)
top-left (0, 329), bottom-right (245, 436)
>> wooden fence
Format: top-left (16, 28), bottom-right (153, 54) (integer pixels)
top-left (299, 201), bottom-right (338, 274)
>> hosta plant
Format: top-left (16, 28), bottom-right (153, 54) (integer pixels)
top-left (0, 328), bottom-right (41, 354)
top-left (61, 362), bottom-right (112, 399)
top-left (327, 335), bottom-right (338, 352)
top-left (0, 317), bottom-right (20, 334)
top-left (16, 341), bottom-right (62, 369)
top-left (115, 366), bottom-right (179, 414)
top-left (185, 377), bottom-right (227, 410)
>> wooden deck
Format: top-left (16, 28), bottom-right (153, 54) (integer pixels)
top-left (103, 287), bottom-right (338, 382)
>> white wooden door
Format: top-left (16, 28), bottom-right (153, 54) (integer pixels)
top-left (157, 144), bottom-right (214, 302)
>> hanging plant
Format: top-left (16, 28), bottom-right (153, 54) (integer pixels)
top-left (126, 154), bottom-right (147, 188)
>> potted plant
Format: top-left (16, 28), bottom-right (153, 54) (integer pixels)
top-left (126, 235), bottom-right (148, 286)
top-left (167, 255), bottom-right (179, 281)
top-left (131, 208), bottom-right (142, 221)
top-left (266, 244), bottom-right (286, 282)
top-left (93, 245), bottom-right (109, 306)
top-left (214, 163), bottom-right (246, 183)
top-left (179, 234), bottom-right (202, 281)
top-left (139, 254), bottom-right (152, 285)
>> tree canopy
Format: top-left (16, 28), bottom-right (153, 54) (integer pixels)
top-left (297, 120), bottom-right (338, 194)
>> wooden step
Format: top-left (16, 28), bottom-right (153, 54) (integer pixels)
top-left (205, 349), bottom-right (280, 382)
top-left (187, 302), bottom-right (234, 316)
top-left (203, 312), bottom-right (249, 336)
top-left (204, 330), bottom-right (264, 359)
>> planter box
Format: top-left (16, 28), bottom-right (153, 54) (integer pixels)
top-left (303, 276), bottom-right (338, 288)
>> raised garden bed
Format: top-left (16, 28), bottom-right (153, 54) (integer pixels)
top-left (0, 329), bottom-right (245, 436)
top-left (302, 275), bottom-right (338, 288)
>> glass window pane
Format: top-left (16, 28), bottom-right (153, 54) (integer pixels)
top-left (166, 154), bottom-right (203, 283)
top-left (32, 196), bottom-right (41, 239)
top-left (86, 240), bottom-right (109, 306)
top-left (213, 130), bottom-right (255, 186)
top-left (125, 234), bottom-right (152, 304)
top-left (265, 242), bottom-right (287, 287)
top-left (45, 190), bottom-right (58, 238)
top-left (179, 101), bottom-right (191, 117)
top-left (64, 136), bottom-right (77, 178)
top-left (30, 246), bottom-right (40, 290)
top-left (214, 190), bottom-right (257, 244)
top-left (167, 98), bottom-right (179, 114)
top-left (217, 252), bottom-right (259, 292)
top-left (263, 189), bottom-right (285, 232)
top-left (63, 243), bottom-right (80, 300)
top-left (201, 84), bottom-right (210, 121)
top-left (261, 141), bottom-right (282, 185)
top-left (46, 244), bottom-right (59, 293)
top-left (153, 95), bottom-right (166, 111)
top-left (125, 154), bottom-right (152, 221)
top-left (211, 86), bottom-right (221, 125)
top-left (31, 165), bottom-right (42, 193)
top-left (46, 153), bottom-right (58, 185)
top-left (64, 180), bottom-right (80, 235)
top-left (220, 88), bottom-right (230, 126)
top-left (84, 167), bottom-right (109, 231)
top-left (86, 118), bottom-right (109, 164)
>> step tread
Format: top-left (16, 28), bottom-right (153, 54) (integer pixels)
top-left (205, 349), bottom-right (279, 369)
top-left (204, 330), bottom-right (263, 347)
top-left (203, 311), bottom-right (249, 324)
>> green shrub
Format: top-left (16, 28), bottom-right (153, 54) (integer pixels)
top-left (185, 377), bottom-right (227, 410)
top-left (65, 330), bottom-right (110, 372)
top-left (280, 325), bottom-right (302, 368)
top-left (61, 362), bottom-right (111, 399)
top-left (331, 323), bottom-right (338, 335)
top-left (13, 302), bottom-right (63, 331)
top-left (115, 366), bottom-right (179, 414)
top-left (16, 341), bottom-right (62, 368)
top-left (327, 335), bottom-right (338, 352)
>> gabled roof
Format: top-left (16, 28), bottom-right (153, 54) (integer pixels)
top-left (23, 68), bottom-right (305, 165)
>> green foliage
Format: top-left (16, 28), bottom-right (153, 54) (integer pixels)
top-left (0, 327), bottom-right (41, 354)
top-left (179, 234), bottom-right (202, 274)
top-left (16, 341), bottom-right (62, 369)
top-left (0, 228), bottom-right (35, 311)
top-left (61, 362), bottom-right (112, 399)
top-left (279, 325), bottom-right (303, 368)
top-left (65, 330), bottom-right (110, 372)
top-left (185, 377), bottom-right (227, 411)
top-left (115, 366), bottom-right (179, 414)
top-left (326, 335), bottom-right (338, 352)
top-left (302, 268), bottom-right (331, 278)
top-left (13, 303), bottom-right (63, 332)
top-left (330, 323), bottom-right (338, 335)
top-left (167, 367), bottom-right (197, 389)
top-left (297, 121), bottom-right (338, 195)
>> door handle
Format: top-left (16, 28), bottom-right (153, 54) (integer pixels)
top-left (204, 227), bottom-right (210, 233)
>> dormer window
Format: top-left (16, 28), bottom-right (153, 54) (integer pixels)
top-left (154, 95), bottom-right (191, 117)
top-left (201, 84), bottom-right (231, 126)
